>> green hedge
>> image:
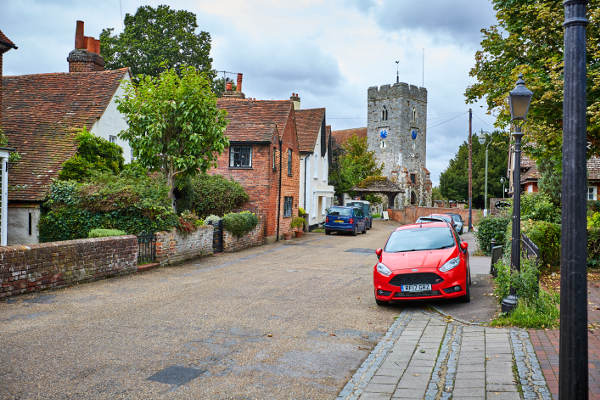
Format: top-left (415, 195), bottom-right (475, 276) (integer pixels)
top-left (177, 174), bottom-right (248, 217)
top-left (523, 220), bottom-right (561, 268)
top-left (88, 228), bottom-right (127, 238)
top-left (222, 211), bottom-right (258, 238)
top-left (520, 193), bottom-right (560, 224)
top-left (475, 216), bottom-right (510, 255)
top-left (589, 228), bottom-right (600, 268)
top-left (39, 172), bottom-right (177, 242)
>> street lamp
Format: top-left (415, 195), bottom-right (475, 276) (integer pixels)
top-left (478, 133), bottom-right (491, 216)
top-left (501, 73), bottom-right (532, 314)
top-left (500, 177), bottom-right (506, 199)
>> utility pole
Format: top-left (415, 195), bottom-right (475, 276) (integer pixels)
top-left (560, 0), bottom-right (589, 398)
top-left (468, 108), bottom-right (473, 231)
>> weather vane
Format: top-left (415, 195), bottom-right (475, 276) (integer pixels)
top-left (395, 60), bottom-right (399, 84)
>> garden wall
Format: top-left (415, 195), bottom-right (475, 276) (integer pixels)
top-left (223, 220), bottom-right (264, 253)
top-left (155, 225), bottom-right (213, 265)
top-left (0, 236), bottom-right (138, 298)
top-left (387, 206), bottom-right (483, 226)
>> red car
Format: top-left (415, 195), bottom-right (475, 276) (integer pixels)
top-left (373, 221), bottom-right (470, 305)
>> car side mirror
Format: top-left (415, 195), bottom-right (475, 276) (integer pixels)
top-left (375, 248), bottom-right (383, 258)
top-left (460, 242), bottom-right (468, 251)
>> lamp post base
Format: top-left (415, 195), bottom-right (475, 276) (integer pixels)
top-left (501, 294), bottom-right (518, 313)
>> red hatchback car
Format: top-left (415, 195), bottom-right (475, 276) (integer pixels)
top-left (373, 221), bottom-right (471, 305)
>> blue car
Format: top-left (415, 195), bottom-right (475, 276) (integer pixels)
top-left (324, 206), bottom-right (367, 236)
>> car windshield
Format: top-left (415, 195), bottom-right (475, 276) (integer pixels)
top-left (328, 207), bottom-right (352, 216)
top-left (384, 227), bottom-right (455, 252)
top-left (451, 215), bottom-right (462, 222)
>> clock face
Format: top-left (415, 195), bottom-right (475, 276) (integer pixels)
top-left (411, 129), bottom-right (418, 140)
top-left (379, 129), bottom-right (388, 139)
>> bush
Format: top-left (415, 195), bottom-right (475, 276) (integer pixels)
top-left (290, 217), bottom-right (305, 229)
top-left (475, 215), bottom-right (510, 255)
top-left (523, 220), bottom-right (561, 268)
top-left (494, 258), bottom-right (540, 303)
top-left (520, 193), bottom-right (560, 224)
top-left (205, 215), bottom-right (221, 225)
top-left (177, 210), bottom-right (204, 235)
top-left (222, 211), bottom-right (258, 238)
top-left (372, 213), bottom-right (382, 219)
top-left (39, 172), bottom-right (178, 242)
top-left (589, 228), bottom-right (600, 268)
top-left (88, 228), bottom-right (127, 238)
top-left (177, 174), bottom-right (248, 217)
top-left (588, 211), bottom-right (600, 228)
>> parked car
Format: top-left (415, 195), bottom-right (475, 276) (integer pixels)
top-left (416, 214), bottom-right (458, 233)
top-left (373, 221), bottom-right (470, 305)
top-left (324, 206), bottom-right (367, 236)
top-left (345, 200), bottom-right (372, 229)
top-left (444, 213), bottom-right (464, 234)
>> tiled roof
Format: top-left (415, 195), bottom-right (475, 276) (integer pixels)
top-left (0, 29), bottom-right (17, 51)
top-left (331, 127), bottom-right (367, 149)
top-left (2, 68), bottom-right (129, 202)
top-left (519, 154), bottom-right (600, 183)
top-left (295, 108), bottom-right (325, 152)
top-left (217, 98), bottom-right (293, 143)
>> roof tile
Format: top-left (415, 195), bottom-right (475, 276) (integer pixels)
top-left (295, 108), bottom-right (325, 152)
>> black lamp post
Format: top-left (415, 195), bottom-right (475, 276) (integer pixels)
top-left (560, 1), bottom-right (588, 398)
top-left (501, 74), bottom-right (532, 314)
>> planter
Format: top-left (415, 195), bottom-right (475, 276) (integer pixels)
top-left (283, 231), bottom-right (293, 240)
top-left (295, 230), bottom-right (304, 238)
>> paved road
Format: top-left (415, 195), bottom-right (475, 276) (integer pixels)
top-left (1, 221), bottom-right (404, 399)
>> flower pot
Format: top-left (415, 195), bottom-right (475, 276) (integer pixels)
top-left (295, 230), bottom-right (304, 238)
top-left (283, 231), bottom-right (293, 240)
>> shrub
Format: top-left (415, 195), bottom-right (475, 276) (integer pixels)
top-left (290, 217), bottom-right (305, 229)
top-left (298, 207), bottom-right (307, 216)
top-left (88, 228), bottom-right (127, 238)
top-left (494, 258), bottom-right (540, 303)
top-left (177, 174), bottom-right (248, 217)
top-left (177, 210), bottom-right (203, 234)
top-left (205, 215), bottom-right (221, 225)
top-left (588, 200), bottom-right (600, 213)
top-left (39, 172), bottom-right (178, 242)
top-left (588, 212), bottom-right (600, 228)
top-left (222, 211), bottom-right (258, 238)
top-left (523, 220), bottom-right (561, 268)
top-left (475, 215), bottom-right (510, 255)
top-left (589, 228), bottom-right (600, 268)
top-left (520, 193), bottom-right (560, 224)
top-left (372, 213), bottom-right (382, 219)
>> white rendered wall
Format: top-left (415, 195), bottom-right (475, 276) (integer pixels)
top-left (7, 206), bottom-right (40, 245)
top-left (90, 78), bottom-right (132, 163)
top-left (307, 126), bottom-right (334, 226)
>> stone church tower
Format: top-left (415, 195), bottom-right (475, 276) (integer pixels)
top-left (367, 82), bottom-right (432, 208)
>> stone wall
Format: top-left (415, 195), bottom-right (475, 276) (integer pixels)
top-left (387, 207), bottom-right (482, 227)
top-left (223, 220), bottom-right (264, 253)
top-left (155, 225), bottom-right (213, 265)
top-left (0, 236), bottom-right (138, 298)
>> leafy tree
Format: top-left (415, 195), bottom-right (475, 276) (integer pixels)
top-left (58, 127), bottom-right (124, 181)
top-left (432, 186), bottom-right (444, 201)
top-left (329, 135), bottom-right (383, 201)
top-left (465, 0), bottom-right (600, 159)
top-left (439, 132), bottom-right (508, 208)
top-left (116, 66), bottom-right (229, 209)
top-left (100, 5), bottom-right (215, 82)
top-left (176, 174), bottom-right (249, 217)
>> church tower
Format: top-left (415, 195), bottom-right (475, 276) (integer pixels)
top-left (366, 82), bottom-right (432, 207)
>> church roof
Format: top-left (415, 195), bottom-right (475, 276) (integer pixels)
top-left (331, 127), bottom-right (367, 150)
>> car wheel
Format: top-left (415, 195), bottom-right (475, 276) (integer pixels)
top-left (362, 225), bottom-right (367, 234)
top-left (325, 229), bottom-right (331, 235)
top-left (461, 272), bottom-right (471, 303)
top-left (352, 225), bottom-right (357, 236)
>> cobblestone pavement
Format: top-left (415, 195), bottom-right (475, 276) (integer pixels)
top-left (339, 309), bottom-right (552, 400)
top-left (529, 278), bottom-right (600, 400)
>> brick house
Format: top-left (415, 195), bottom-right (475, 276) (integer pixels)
top-left (295, 103), bottom-right (334, 228)
top-left (211, 96), bottom-right (300, 242)
top-left (2, 21), bottom-right (132, 244)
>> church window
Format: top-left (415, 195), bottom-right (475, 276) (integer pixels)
top-left (410, 173), bottom-right (416, 184)
top-left (380, 140), bottom-right (386, 149)
top-left (381, 106), bottom-right (388, 121)
top-left (412, 107), bottom-right (417, 123)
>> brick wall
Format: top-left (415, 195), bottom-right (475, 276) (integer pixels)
top-left (0, 236), bottom-right (138, 298)
top-left (387, 206), bottom-right (482, 226)
top-left (155, 225), bottom-right (213, 265)
top-left (223, 220), bottom-right (264, 252)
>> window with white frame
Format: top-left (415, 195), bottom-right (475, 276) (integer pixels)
top-left (588, 186), bottom-right (598, 200)
top-left (109, 135), bottom-right (117, 143)
top-left (229, 145), bottom-right (252, 168)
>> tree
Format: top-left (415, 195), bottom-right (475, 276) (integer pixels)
top-left (329, 135), bottom-right (383, 201)
top-left (465, 0), bottom-right (600, 160)
top-left (100, 5), bottom-right (215, 82)
top-left (439, 132), bottom-right (508, 208)
top-left (116, 66), bottom-right (229, 210)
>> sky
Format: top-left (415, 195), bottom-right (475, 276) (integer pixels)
top-left (1, 0), bottom-right (499, 186)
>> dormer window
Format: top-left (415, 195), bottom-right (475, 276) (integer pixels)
top-left (381, 106), bottom-right (388, 121)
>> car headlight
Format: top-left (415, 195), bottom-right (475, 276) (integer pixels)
top-left (376, 262), bottom-right (392, 277)
top-left (439, 256), bottom-right (460, 272)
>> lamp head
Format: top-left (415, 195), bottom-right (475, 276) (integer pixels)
top-left (478, 135), bottom-right (486, 145)
top-left (508, 73), bottom-right (533, 121)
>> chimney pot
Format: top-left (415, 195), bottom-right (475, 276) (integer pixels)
top-left (236, 73), bottom-right (243, 93)
top-left (226, 81), bottom-right (233, 91)
top-left (75, 20), bottom-right (85, 49)
top-left (85, 36), bottom-right (94, 52)
top-left (94, 38), bottom-right (100, 54)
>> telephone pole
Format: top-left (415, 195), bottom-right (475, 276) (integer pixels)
top-left (468, 108), bottom-right (473, 231)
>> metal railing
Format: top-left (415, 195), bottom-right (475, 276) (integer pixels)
top-left (137, 233), bottom-right (156, 264)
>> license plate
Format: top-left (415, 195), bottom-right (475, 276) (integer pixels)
top-left (334, 220), bottom-right (344, 223)
top-left (401, 284), bottom-right (431, 292)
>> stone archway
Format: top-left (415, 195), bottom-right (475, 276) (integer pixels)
top-left (351, 177), bottom-right (404, 209)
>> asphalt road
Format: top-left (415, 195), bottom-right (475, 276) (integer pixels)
top-left (0, 220), bottom-right (498, 399)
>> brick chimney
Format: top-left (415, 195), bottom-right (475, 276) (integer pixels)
top-left (0, 30), bottom-right (18, 128)
top-left (67, 20), bottom-right (104, 72)
top-left (222, 72), bottom-right (245, 99)
top-left (290, 93), bottom-right (300, 110)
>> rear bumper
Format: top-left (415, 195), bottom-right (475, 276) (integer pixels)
top-left (324, 223), bottom-right (354, 231)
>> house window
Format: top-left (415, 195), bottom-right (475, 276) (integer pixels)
top-left (109, 135), bottom-right (117, 143)
top-left (287, 149), bottom-right (293, 176)
top-left (273, 147), bottom-right (277, 171)
top-left (588, 186), bottom-right (598, 200)
top-left (410, 173), bottom-right (416, 184)
top-left (229, 145), bottom-right (252, 168)
top-left (381, 106), bottom-right (388, 121)
top-left (283, 196), bottom-right (293, 217)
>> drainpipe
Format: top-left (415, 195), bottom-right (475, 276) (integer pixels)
top-left (303, 155), bottom-right (307, 218)
top-left (276, 135), bottom-right (283, 241)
